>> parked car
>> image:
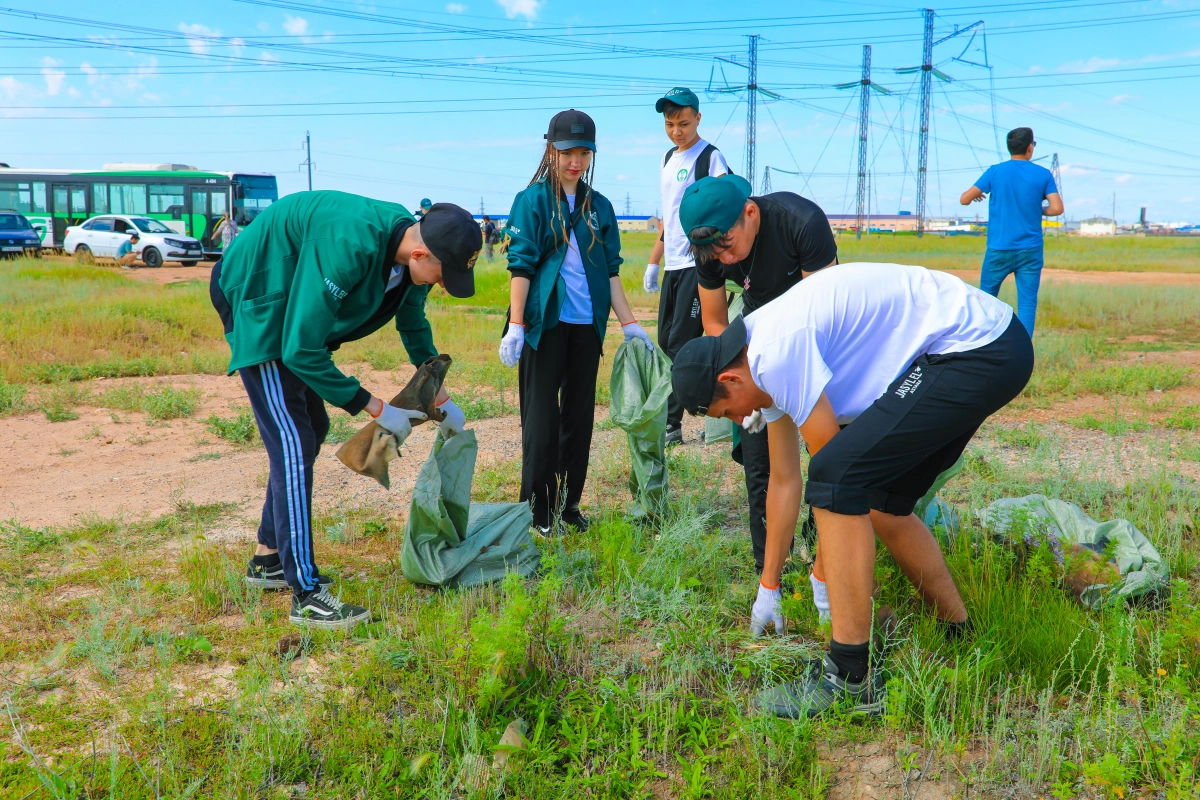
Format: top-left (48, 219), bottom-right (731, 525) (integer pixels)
top-left (64, 215), bottom-right (203, 268)
top-left (0, 210), bottom-right (43, 258)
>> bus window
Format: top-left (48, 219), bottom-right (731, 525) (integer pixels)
top-left (111, 184), bottom-right (147, 215)
top-left (149, 184), bottom-right (185, 214)
top-left (32, 183), bottom-right (47, 214)
top-left (93, 183), bottom-right (109, 215)
top-left (0, 182), bottom-right (31, 212)
top-left (232, 174), bottom-right (277, 224)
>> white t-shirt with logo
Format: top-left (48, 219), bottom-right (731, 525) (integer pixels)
top-left (558, 194), bottom-right (594, 325)
top-left (744, 263), bottom-right (1014, 426)
top-left (660, 138), bottom-right (729, 270)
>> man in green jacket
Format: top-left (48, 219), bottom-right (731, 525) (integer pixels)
top-left (210, 190), bottom-right (481, 629)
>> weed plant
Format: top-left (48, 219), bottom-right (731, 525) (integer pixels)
top-left (204, 408), bottom-right (258, 444)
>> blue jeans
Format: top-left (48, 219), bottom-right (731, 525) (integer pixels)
top-left (979, 246), bottom-right (1043, 335)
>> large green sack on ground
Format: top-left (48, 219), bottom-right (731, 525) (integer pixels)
top-left (915, 456), bottom-right (964, 536)
top-left (609, 341), bottom-right (674, 519)
top-left (977, 494), bottom-right (1169, 607)
top-left (401, 430), bottom-right (539, 589)
top-left (704, 285), bottom-right (745, 447)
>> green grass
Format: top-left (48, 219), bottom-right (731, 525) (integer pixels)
top-left (204, 408), bottom-right (258, 444)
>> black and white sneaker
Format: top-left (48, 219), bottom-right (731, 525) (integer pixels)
top-left (561, 509), bottom-right (589, 532)
top-left (664, 425), bottom-right (683, 447)
top-left (289, 587), bottom-right (371, 630)
top-left (246, 555), bottom-right (334, 590)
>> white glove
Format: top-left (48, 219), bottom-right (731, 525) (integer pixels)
top-left (373, 404), bottom-right (427, 445)
top-left (643, 263), bottom-right (661, 293)
top-left (436, 397), bottom-right (466, 438)
top-left (622, 321), bottom-right (654, 350)
top-left (499, 323), bottom-right (525, 368)
top-left (741, 409), bottom-right (766, 435)
top-left (751, 583), bottom-right (785, 636)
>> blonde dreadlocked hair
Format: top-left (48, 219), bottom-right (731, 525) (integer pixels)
top-left (528, 142), bottom-right (602, 257)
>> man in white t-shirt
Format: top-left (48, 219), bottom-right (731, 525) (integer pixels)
top-left (643, 87), bottom-right (730, 445)
top-left (671, 263), bottom-right (1034, 718)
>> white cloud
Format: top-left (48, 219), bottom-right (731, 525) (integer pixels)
top-left (41, 57), bottom-right (66, 96)
top-left (496, 0), bottom-right (541, 20)
top-left (446, 2), bottom-right (467, 11)
top-left (178, 22), bottom-right (219, 55)
top-left (1115, 174), bottom-right (1134, 185)
top-left (0, 76), bottom-right (27, 99)
top-left (256, 20), bottom-right (271, 32)
top-left (283, 15), bottom-right (309, 36)
top-left (1107, 94), bottom-right (1132, 105)
top-left (80, 62), bottom-right (100, 85)
top-left (616, 174), bottom-right (629, 181)
top-left (1056, 56), bottom-right (1121, 73)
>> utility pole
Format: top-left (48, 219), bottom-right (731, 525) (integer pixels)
top-left (745, 34), bottom-right (760, 193)
top-left (856, 45), bottom-right (872, 240)
top-left (762, 166), bottom-right (771, 194)
top-left (300, 131), bottom-right (314, 191)
top-left (915, 9), bottom-right (934, 237)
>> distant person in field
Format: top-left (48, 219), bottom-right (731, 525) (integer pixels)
top-left (643, 86), bottom-right (731, 447)
top-left (415, 198), bottom-right (433, 220)
top-left (116, 233), bottom-right (140, 268)
top-left (220, 212), bottom-right (239, 252)
top-left (482, 215), bottom-right (499, 262)
top-left (960, 127), bottom-right (1064, 335)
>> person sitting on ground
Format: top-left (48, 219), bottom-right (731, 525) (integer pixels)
top-left (116, 233), bottom-right (140, 268)
top-left (671, 262), bottom-right (1033, 718)
top-left (960, 126), bottom-right (1064, 335)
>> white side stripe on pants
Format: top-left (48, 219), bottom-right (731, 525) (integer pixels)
top-left (260, 361), bottom-right (316, 590)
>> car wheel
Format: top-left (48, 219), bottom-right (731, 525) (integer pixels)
top-left (74, 244), bottom-right (94, 263)
top-left (181, 260), bottom-right (199, 267)
top-left (142, 247), bottom-right (163, 268)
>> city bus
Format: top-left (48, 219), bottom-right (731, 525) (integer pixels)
top-left (0, 164), bottom-right (277, 256)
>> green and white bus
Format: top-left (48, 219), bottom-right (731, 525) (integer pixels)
top-left (0, 164), bottom-right (277, 256)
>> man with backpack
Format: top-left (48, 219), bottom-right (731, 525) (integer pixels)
top-left (643, 87), bottom-right (731, 446)
top-left (482, 215), bottom-right (499, 262)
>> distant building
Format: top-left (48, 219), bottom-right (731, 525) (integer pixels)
top-left (1080, 217), bottom-right (1116, 236)
top-left (827, 214), bottom-right (972, 234)
top-left (616, 215), bottom-right (660, 232)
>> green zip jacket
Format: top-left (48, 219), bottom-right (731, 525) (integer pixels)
top-left (505, 178), bottom-right (623, 349)
top-left (217, 190), bottom-right (437, 413)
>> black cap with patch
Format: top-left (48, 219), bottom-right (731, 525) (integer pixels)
top-left (545, 108), bottom-right (597, 152)
top-left (419, 203), bottom-right (480, 299)
top-left (671, 316), bottom-right (748, 416)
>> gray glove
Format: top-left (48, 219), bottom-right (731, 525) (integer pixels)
top-left (373, 404), bottom-right (427, 446)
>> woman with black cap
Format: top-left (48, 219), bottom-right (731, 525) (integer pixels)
top-left (498, 109), bottom-right (653, 533)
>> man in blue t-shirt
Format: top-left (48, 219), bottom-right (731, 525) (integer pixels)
top-left (960, 127), bottom-right (1063, 335)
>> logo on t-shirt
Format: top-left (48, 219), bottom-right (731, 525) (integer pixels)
top-left (676, 168), bottom-right (689, 182)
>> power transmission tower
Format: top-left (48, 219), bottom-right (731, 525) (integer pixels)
top-left (300, 131), bottom-right (314, 191)
top-left (915, 10), bottom-right (934, 237)
top-left (745, 35), bottom-right (759, 193)
top-left (625, 193), bottom-right (632, 215)
top-left (762, 166), bottom-right (771, 194)
top-left (1050, 153), bottom-right (1063, 209)
top-left (480, 197), bottom-right (485, 216)
top-left (856, 46), bottom-right (872, 240)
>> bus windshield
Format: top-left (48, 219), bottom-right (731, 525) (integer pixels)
top-left (131, 217), bottom-right (174, 233)
top-left (0, 214), bottom-right (33, 231)
top-left (234, 174), bottom-right (278, 222)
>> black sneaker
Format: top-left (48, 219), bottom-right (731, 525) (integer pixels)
top-left (561, 509), bottom-right (589, 532)
top-left (664, 426), bottom-right (683, 447)
top-left (246, 555), bottom-right (334, 590)
top-left (754, 654), bottom-right (886, 719)
top-left (289, 587), bottom-right (371, 630)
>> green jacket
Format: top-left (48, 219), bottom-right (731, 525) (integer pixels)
top-left (217, 190), bottom-right (437, 413)
top-left (505, 178), bottom-right (623, 349)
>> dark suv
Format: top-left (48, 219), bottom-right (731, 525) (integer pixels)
top-left (0, 211), bottom-right (42, 258)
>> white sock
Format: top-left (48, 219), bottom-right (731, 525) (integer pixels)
top-left (810, 572), bottom-right (831, 622)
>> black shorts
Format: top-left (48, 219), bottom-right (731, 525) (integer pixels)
top-left (805, 317), bottom-right (1033, 516)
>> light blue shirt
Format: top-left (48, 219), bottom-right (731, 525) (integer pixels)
top-left (117, 239), bottom-right (134, 257)
top-left (974, 160), bottom-right (1058, 251)
top-left (557, 194), bottom-right (593, 325)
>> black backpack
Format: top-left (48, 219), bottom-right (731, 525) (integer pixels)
top-left (663, 143), bottom-right (730, 182)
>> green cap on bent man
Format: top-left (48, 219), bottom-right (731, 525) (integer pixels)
top-left (678, 174), bottom-right (753, 244)
top-left (655, 87), bottom-right (700, 113)
top-left (419, 202), bottom-right (481, 299)
top-left (670, 316), bottom-right (749, 416)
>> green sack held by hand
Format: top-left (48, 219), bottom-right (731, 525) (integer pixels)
top-left (609, 341), bottom-right (673, 520)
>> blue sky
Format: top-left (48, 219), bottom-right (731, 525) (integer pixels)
top-left (2, 0), bottom-right (1199, 223)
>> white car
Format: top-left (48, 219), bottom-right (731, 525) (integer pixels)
top-left (64, 214), bottom-right (204, 268)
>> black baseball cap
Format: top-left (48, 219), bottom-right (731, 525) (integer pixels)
top-left (419, 203), bottom-right (480, 299)
top-left (671, 316), bottom-right (748, 416)
top-left (545, 109), bottom-right (596, 152)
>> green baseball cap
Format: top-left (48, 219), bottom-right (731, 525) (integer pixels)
top-left (655, 87), bottom-right (700, 113)
top-left (679, 175), bottom-right (753, 244)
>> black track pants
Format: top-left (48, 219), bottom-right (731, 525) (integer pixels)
top-left (518, 323), bottom-right (602, 528)
top-left (239, 360), bottom-right (330, 595)
top-left (740, 425), bottom-right (771, 571)
top-left (657, 267), bottom-right (705, 430)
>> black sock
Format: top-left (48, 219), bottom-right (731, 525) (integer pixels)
top-left (829, 639), bottom-right (870, 684)
top-left (940, 618), bottom-right (973, 641)
top-left (252, 552), bottom-right (280, 565)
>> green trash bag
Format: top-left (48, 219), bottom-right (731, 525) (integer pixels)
top-left (401, 430), bottom-right (540, 589)
top-left (977, 494), bottom-right (1170, 608)
top-left (914, 456), bottom-right (964, 536)
top-left (705, 284), bottom-right (745, 447)
top-left (609, 340), bottom-right (673, 519)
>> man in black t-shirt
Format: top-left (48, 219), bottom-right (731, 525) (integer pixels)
top-left (681, 174), bottom-right (838, 572)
